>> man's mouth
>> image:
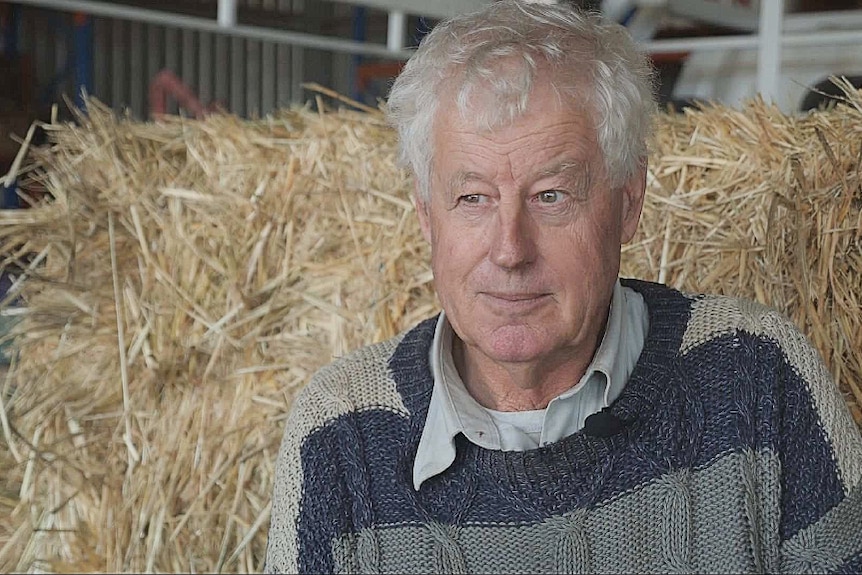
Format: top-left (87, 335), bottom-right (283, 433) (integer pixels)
top-left (484, 292), bottom-right (546, 301)
top-left (481, 292), bottom-right (552, 309)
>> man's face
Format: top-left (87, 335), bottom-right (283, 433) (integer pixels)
top-left (416, 80), bottom-right (645, 373)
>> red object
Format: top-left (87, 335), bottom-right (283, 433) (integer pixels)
top-left (149, 69), bottom-right (212, 119)
top-left (356, 61), bottom-right (404, 97)
top-left (650, 51), bottom-right (690, 64)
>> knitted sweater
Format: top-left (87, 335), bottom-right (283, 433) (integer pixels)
top-left (265, 280), bottom-right (862, 574)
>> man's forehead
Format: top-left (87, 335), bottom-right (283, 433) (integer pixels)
top-left (433, 88), bottom-right (595, 152)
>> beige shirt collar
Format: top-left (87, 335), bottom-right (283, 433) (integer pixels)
top-left (413, 279), bottom-right (648, 490)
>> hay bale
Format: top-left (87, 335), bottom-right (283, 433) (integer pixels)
top-left (0, 85), bottom-right (860, 572)
top-left (623, 81), bottom-right (862, 427)
top-left (0, 97), bottom-right (434, 573)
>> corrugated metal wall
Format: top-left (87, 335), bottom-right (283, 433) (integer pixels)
top-left (16, 0), bottom-right (353, 120)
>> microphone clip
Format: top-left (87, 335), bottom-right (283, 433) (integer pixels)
top-left (584, 409), bottom-right (626, 438)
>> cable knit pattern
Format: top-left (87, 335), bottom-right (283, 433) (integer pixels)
top-left (548, 509), bottom-right (591, 574)
top-left (264, 280), bottom-right (862, 574)
top-left (659, 468), bottom-right (692, 573)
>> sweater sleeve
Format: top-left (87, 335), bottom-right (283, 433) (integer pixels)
top-left (264, 366), bottom-right (348, 574)
top-left (764, 310), bottom-right (862, 573)
top-left (264, 335), bottom-right (409, 573)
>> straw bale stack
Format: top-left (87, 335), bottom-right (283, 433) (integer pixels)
top-left (627, 81), bottom-right (862, 427)
top-left (0, 84), bottom-right (860, 572)
top-left (0, 97), bottom-right (434, 573)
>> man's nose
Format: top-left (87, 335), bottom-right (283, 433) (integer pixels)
top-left (488, 199), bottom-right (538, 269)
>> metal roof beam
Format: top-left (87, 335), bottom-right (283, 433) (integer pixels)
top-left (12, 0), bottom-right (415, 59)
top-left (334, 0), bottom-right (492, 20)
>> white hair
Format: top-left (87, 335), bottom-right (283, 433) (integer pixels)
top-left (385, 0), bottom-right (656, 201)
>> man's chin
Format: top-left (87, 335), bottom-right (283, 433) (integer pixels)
top-left (477, 325), bottom-right (556, 365)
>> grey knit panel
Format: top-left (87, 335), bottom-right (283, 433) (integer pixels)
top-left (781, 481), bottom-right (862, 573)
top-left (333, 529), bottom-right (382, 575)
top-left (546, 509), bottom-right (591, 573)
top-left (741, 449), bottom-right (781, 573)
top-left (331, 449), bottom-right (778, 574)
top-left (333, 531), bottom-right (359, 574)
top-left (334, 522), bottom-right (558, 574)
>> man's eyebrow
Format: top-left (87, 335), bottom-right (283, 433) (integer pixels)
top-left (536, 160), bottom-right (589, 179)
top-left (446, 162), bottom-right (590, 191)
top-left (447, 171), bottom-right (488, 191)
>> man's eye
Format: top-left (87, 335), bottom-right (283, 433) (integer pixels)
top-left (538, 190), bottom-right (564, 203)
top-left (461, 194), bottom-right (484, 204)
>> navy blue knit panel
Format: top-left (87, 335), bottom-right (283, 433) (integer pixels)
top-left (388, 315), bottom-right (437, 416)
top-left (777, 354), bottom-right (844, 540)
top-left (467, 431), bottom-right (636, 520)
top-left (678, 331), bottom-right (783, 460)
top-left (296, 409), bottom-right (415, 573)
top-left (836, 549), bottom-right (862, 574)
top-left (295, 424), bottom-right (342, 574)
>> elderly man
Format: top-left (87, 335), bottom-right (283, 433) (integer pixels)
top-left (265, 1), bottom-right (862, 573)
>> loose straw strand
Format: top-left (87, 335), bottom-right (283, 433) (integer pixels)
top-left (108, 211), bottom-right (140, 471)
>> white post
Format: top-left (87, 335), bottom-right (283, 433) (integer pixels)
top-left (756, 0), bottom-right (784, 103)
top-left (387, 10), bottom-right (406, 52)
top-left (218, 0), bottom-right (237, 28)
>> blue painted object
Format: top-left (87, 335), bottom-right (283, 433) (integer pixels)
top-left (1, 181), bottom-right (18, 209)
top-left (73, 13), bottom-right (93, 111)
top-left (3, 4), bottom-right (20, 56)
top-left (350, 7), bottom-right (366, 102)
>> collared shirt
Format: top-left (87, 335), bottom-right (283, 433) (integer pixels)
top-left (413, 279), bottom-right (649, 490)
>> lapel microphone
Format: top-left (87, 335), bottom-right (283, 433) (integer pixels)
top-left (583, 408), bottom-right (626, 438)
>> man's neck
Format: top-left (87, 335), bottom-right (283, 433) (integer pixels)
top-left (452, 335), bottom-right (600, 412)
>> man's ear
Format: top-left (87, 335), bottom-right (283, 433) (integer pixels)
top-left (414, 180), bottom-right (433, 244)
top-left (620, 163), bottom-right (647, 244)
